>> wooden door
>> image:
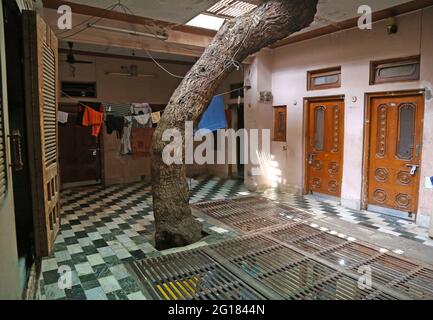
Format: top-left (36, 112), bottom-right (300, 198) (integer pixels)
top-left (367, 95), bottom-right (424, 214)
top-left (306, 99), bottom-right (344, 197)
top-left (23, 11), bottom-right (60, 257)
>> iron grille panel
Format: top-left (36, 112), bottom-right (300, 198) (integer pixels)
top-left (319, 242), bottom-right (380, 269)
top-left (128, 249), bottom-right (265, 300)
top-left (392, 267), bottom-right (433, 300)
top-left (128, 197), bottom-right (433, 300)
top-left (363, 254), bottom-right (419, 287)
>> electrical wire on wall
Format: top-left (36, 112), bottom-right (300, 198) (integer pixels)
top-left (108, 2), bottom-right (253, 82)
top-left (56, 1), bottom-right (251, 88)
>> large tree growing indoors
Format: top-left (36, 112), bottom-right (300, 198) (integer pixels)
top-left (151, 0), bottom-right (319, 250)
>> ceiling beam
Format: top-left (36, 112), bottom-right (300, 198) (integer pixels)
top-left (41, 7), bottom-right (210, 57)
top-left (42, 0), bottom-right (217, 37)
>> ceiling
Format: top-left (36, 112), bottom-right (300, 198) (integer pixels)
top-left (62, 0), bottom-right (220, 24)
top-left (59, 0), bottom-right (263, 24)
top-left (58, 0), bottom-right (415, 31)
top-left (49, 0), bottom-right (421, 60)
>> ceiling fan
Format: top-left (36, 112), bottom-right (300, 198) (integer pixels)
top-left (64, 42), bottom-right (93, 65)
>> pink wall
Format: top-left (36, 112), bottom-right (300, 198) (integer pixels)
top-left (246, 8), bottom-right (433, 226)
top-left (60, 54), bottom-right (193, 185)
top-left (60, 53), bottom-right (244, 184)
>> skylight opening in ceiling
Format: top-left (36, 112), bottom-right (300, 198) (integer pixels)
top-left (186, 0), bottom-right (257, 30)
top-left (186, 14), bottom-right (226, 30)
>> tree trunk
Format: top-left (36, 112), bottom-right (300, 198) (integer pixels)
top-left (151, 0), bottom-right (318, 250)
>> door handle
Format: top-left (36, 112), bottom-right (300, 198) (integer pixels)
top-left (308, 153), bottom-right (317, 165)
top-left (405, 164), bottom-right (420, 176)
top-left (89, 148), bottom-right (100, 156)
top-left (8, 130), bottom-right (24, 172)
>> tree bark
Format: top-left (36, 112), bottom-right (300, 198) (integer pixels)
top-left (151, 0), bottom-right (318, 250)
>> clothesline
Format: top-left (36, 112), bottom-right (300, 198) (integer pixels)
top-left (60, 91), bottom-right (164, 117)
top-left (60, 85), bottom-right (247, 112)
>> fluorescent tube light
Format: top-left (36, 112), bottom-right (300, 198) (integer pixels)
top-left (89, 24), bottom-right (168, 41)
top-left (105, 72), bottom-right (156, 78)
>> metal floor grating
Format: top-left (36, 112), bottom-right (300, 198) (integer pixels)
top-left (128, 196), bottom-right (433, 300)
top-left (392, 267), bottom-right (433, 299)
top-left (127, 249), bottom-right (266, 300)
top-left (192, 196), bottom-right (312, 233)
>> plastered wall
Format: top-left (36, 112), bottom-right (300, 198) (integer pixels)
top-left (245, 8), bottom-right (433, 226)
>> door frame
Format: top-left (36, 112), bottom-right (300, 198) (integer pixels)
top-left (361, 89), bottom-right (426, 212)
top-left (303, 95), bottom-right (345, 195)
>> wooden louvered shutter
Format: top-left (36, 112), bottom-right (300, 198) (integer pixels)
top-left (23, 11), bottom-right (60, 257)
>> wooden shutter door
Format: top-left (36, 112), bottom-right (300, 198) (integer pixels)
top-left (23, 11), bottom-right (60, 257)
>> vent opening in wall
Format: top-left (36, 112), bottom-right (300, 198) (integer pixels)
top-left (370, 56), bottom-right (420, 85)
top-left (61, 81), bottom-right (96, 98)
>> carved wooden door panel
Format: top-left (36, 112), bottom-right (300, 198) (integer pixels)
top-left (367, 95), bottom-right (424, 214)
top-left (307, 100), bottom-right (344, 197)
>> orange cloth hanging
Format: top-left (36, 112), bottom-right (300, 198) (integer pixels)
top-left (82, 106), bottom-right (103, 137)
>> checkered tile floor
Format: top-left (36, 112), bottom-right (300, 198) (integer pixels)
top-left (38, 176), bottom-right (432, 300)
top-left (38, 176), bottom-right (250, 300)
top-left (264, 191), bottom-right (433, 247)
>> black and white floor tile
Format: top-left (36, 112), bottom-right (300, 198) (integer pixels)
top-left (264, 191), bottom-right (433, 247)
top-left (39, 176), bottom-right (432, 300)
top-left (38, 176), bottom-right (249, 300)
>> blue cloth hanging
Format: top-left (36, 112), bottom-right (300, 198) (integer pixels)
top-left (198, 95), bottom-right (227, 132)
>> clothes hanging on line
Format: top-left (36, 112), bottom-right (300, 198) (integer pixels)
top-left (131, 127), bottom-right (155, 159)
top-left (105, 114), bottom-right (124, 139)
top-left (82, 106), bottom-right (103, 137)
top-left (151, 111), bottom-right (161, 124)
top-left (198, 95), bottom-right (227, 132)
top-left (120, 116), bottom-right (133, 155)
top-left (58, 111), bottom-right (68, 124)
top-left (134, 114), bottom-right (152, 128)
top-left (131, 102), bottom-right (152, 115)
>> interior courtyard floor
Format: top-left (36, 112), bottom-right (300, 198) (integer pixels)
top-left (38, 176), bottom-right (433, 300)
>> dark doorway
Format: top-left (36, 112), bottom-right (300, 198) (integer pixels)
top-left (59, 102), bottom-right (102, 188)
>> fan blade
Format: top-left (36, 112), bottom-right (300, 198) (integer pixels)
top-left (74, 60), bottom-right (93, 64)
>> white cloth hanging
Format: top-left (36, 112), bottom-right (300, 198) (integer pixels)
top-left (134, 114), bottom-right (152, 128)
top-left (131, 103), bottom-right (152, 115)
top-left (57, 111), bottom-right (69, 124)
top-left (121, 116), bottom-right (133, 155)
